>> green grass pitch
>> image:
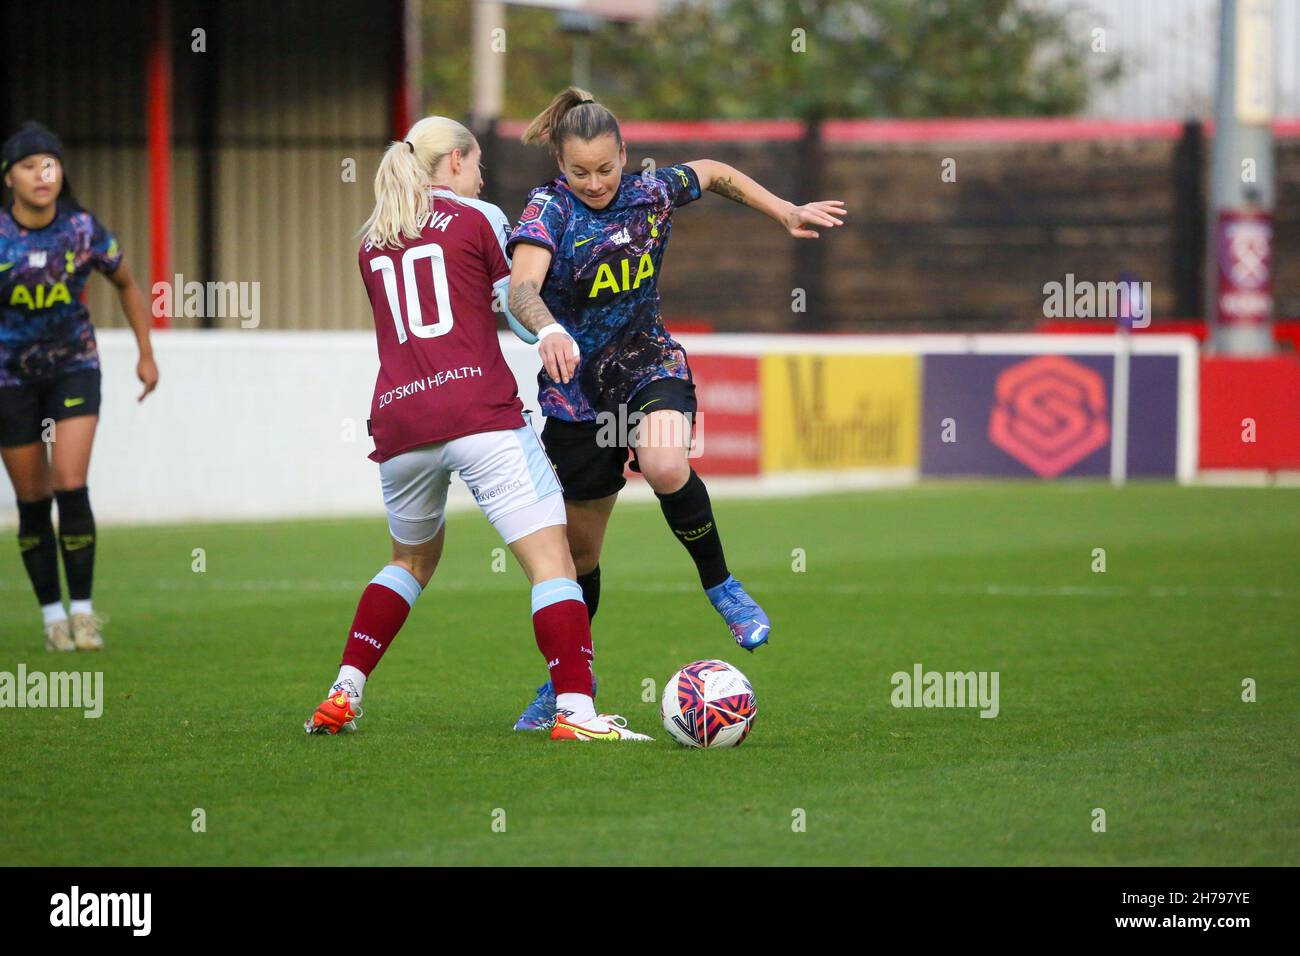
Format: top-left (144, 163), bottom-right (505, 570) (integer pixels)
top-left (2, 483), bottom-right (1297, 866)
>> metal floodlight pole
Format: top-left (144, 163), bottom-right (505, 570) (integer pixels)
top-left (1208, 0), bottom-right (1277, 355)
top-left (558, 12), bottom-right (600, 90)
top-left (474, 0), bottom-right (658, 119)
top-left (148, 0), bottom-right (173, 331)
top-left (471, 1), bottom-right (506, 135)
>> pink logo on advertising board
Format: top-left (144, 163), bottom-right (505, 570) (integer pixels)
top-left (988, 355), bottom-right (1110, 477)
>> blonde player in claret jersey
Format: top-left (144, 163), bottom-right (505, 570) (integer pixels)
top-left (303, 116), bottom-right (653, 742)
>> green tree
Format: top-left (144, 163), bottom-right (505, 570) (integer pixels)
top-left (424, 0), bottom-right (1122, 123)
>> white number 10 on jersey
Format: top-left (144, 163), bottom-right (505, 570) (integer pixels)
top-left (369, 243), bottom-right (454, 343)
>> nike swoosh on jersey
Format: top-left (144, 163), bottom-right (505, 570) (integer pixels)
top-left (63, 397), bottom-right (86, 408)
top-left (638, 397), bottom-right (662, 412)
top-left (0, 262), bottom-right (14, 272)
top-left (574, 236), bottom-right (595, 247)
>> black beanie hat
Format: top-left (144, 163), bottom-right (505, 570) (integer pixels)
top-left (1, 121), bottom-right (64, 175)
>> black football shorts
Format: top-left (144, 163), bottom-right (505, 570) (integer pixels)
top-left (0, 367), bottom-right (102, 447)
top-left (541, 376), bottom-right (698, 501)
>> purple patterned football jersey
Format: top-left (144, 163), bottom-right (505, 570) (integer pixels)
top-left (0, 204), bottom-right (122, 385)
top-left (507, 164), bottom-right (702, 421)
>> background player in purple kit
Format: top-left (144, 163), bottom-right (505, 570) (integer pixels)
top-left (506, 88), bottom-right (847, 730)
top-left (0, 122), bottom-right (159, 653)
top-left (304, 115), bottom-right (652, 742)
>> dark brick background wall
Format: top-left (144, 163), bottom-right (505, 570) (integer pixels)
top-left (486, 128), bottom-right (1300, 333)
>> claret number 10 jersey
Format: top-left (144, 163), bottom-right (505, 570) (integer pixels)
top-left (358, 189), bottom-right (524, 463)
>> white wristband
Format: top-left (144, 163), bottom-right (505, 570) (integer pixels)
top-left (537, 323), bottom-right (580, 358)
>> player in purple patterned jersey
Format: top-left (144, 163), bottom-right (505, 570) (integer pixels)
top-left (0, 122), bottom-right (158, 653)
top-left (507, 88), bottom-right (847, 729)
top-left (303, 115), bottom-right (651, 742)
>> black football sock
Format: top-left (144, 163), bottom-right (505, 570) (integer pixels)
top-left (577, 564), bottom-right (601, 622)
top-left (655, 469), bottom-right (730, 590)
top-left (55, 486), bottom-right (96, 601)
top-left (17, 496), bottom-right (62, 606)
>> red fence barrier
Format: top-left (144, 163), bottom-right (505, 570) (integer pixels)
top-left (1037, 319), bottom-right (1300, 353)
top-left (1199, 356), bottom-right (1300, 470)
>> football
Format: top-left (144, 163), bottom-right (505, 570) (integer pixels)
top-left (660, 659), bottom-right (757, 748)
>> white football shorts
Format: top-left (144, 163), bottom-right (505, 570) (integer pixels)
top-left (378, 418), bottom-right (564, 546)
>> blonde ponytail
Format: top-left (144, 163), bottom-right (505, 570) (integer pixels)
top-left (361, 116), bottom-right (477, 249)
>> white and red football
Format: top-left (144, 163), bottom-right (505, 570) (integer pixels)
top-left (660, 659), bottom-right (757, 748)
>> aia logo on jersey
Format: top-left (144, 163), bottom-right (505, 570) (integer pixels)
top-left (587, 253), bottom-right (654, 303)
top-left (9, 282), bottom-right (72, 309)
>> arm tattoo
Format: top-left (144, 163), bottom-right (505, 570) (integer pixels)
top-left (708, 175), bottom-right (747, 205)
top-left (508, 279), bottom-right (556, 335)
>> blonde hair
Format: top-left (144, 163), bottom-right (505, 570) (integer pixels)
top-left (361, 116), bottom-right (477, 249)
top-left (521, 86), bottom-right (621, 159)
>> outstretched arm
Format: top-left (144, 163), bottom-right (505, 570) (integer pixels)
top-left (684, 159), bottom-right (846, 239)
top-left (508, 243), bottom-right (579, 385)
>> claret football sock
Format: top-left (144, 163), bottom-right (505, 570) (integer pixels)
top-left (655, 468), bottom-right (730, 590)
top-left (530, 577), bottom-right (595, 709)
top-left (339, 565), bottom-right (422, 677)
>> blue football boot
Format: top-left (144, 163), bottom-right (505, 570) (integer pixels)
top-left (513, 675), bottom-right (598, 731)
top-left (705, 576), bottom-right (771, 651)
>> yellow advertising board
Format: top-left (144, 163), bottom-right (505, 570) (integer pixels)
top-left (760, 354), bottom-right (919, 471)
